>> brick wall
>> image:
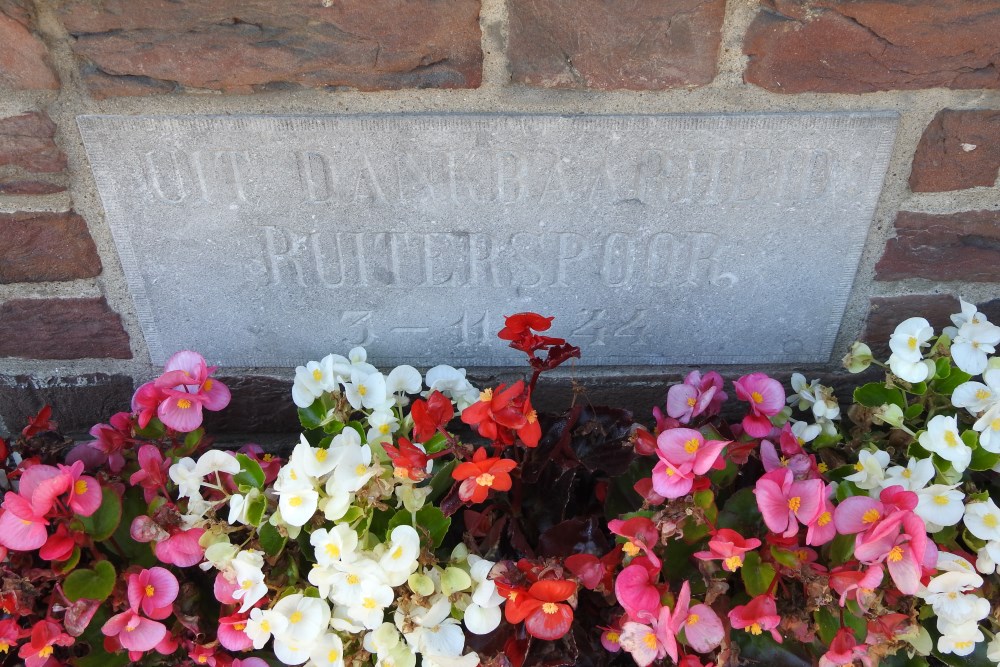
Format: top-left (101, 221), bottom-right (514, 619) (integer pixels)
top-left (1, 0), bottom-right (998, 434)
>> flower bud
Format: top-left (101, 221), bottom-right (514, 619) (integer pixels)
top-left (843, 342), bottom-right (873, 373)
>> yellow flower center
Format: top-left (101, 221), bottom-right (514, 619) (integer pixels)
top-left (198, 657), bottom-right (208, 664)
top-left (325, 543), bottom-right (340, 558)
top-left (818, 511), bottom-right (832, 526)
top-left (392, 546), bottom-right (404, 560)
top-left (993, 418), bottom-right (1000, 431)
top-left (75, 479), bottom-right (88, 495)
top-left (39, 646), bottom-right (54, 658)
top-left (853, 462), bottom-right (865, 472)
top-left (907, 336), bottom-right (918, 350)
top-left (312, 369), bottom-right (323, 381)
top-left (606, 632), bottom-right (620, 644)
top-left (241, 580), bottom-right (253, 589)
top-left (479, 388), bottom-right (493, 402)
top-left (177, 398), bottom-right (192, 409)
top-left (263, 454), bottom-right (274, 462)
top-left (346, 574), bottom-right (360, 585)
top-left (476, 473), bottom-right (495, 487)
top-left (542, 602), bottom-right (559, 614)
top-left (684, 438), bottom-right (700, 454)
top-left (355, 464), bottom-right (367, 475)
top-left (749, 623), bottom-right (762, 635)
top-left (817, 462), bottom-right (828, 473)
top-left (955, 641), bottom-right (973, 650)
top-left (643, 632), bottom-right (658, 649)
top-left (687, 614), bottom-right (699, 626)
top-left (363, 597), bottom-right (377, 609)
top-left (787, 496), bottom-right (801, 512)
top-left (358, 385), bottom-right (368, 396)
top-left (888, 546), bottom-right (904, 562)
top-left (233, 623), bottom-right (245, 631)
top-left (316, 449), bottom-right (328, 462)
top-left (203, 379), bottom-right (213, 391)
top-left (290, 611), bottom-right (303, 624)
top-left (862, 509), bottom-right (881, 524)
top-left (686, 397), bottom-right (697, 407)
top-left (902, 469), bottom-right (912, 478)
top-left (724, 555), bottom-right (743, 570)
top-left (944, 431), bottom-right (959, 447)
top-left (984, 513), bottom-right (998, 528)
top-left (260, 620), bottom-right (271, 633)
top-left (289, 496), bottom-right (303, 507)
top-left (0, 642), bottom-right (8, 653)
top-left (934, 495), bottom-right (950, 506)
top-left (751, 391), bottom-right (764, 404)
top-left (527, 410), bottom-right (538, 424)
top-left (328, 650), bottom-right (340, 663)
top-left (622, 541), bottom-right (641, 557)
top-left (145, 584), bottom-right (155, 597)
top-left (797, 550), bottom-right (810, 561)
top-left (379, 423), bottom-right (391, 435)
top-left (976, 389), bottom-right (991, 400)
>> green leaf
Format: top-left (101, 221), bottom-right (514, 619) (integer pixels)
top-left (299, 399), bottom-right (328, 430)
top-left (246, 493), bottom-right (268, 526)
top-left (54, 546), bottom-right (82, 574)
top-left (71, 647), bottom-right (131, 667)
top-left (908, 381), bottom-right (927, 396)
top-left (934, 368), bottom-right (973, 396)
top-left (904, 403), bottom-right (925, 421)
top-left (813, 607), bottom-right (839, 646)
top-left (769, 546), bottom-right (800, 569)
top-left (741, 551), bottom-right (775, 597)
top-left (423, 432), bottom-right (448, 454)
top-left (854, 383), bottom-right (905, 409)
top-left (970, 444), bottom-right (1000, 471)
top-left (387, 506), bottom-right (451, 549)
top-left (111, 486), bottom-right (155, 567)
top-left (259, 522), bottom-right (287, 557)
top-left (935, 357), bottom-right (952, 380)
top-left (134, 418), bottom-right (165, 440)
top-left (234, 453), bottom-right (265, 489)
top-left (64, 560), bottom-right (116, 602)
top-left (718, 487), bottom-right (762, 531)
top-left (829, 532), bottom-right (855, 565)
top-left (427, 459), bottom-right (458, 504)
top-left (79, 487), bottom-right (122, 541)
top-left (843, 600), bottom-right (868, 641)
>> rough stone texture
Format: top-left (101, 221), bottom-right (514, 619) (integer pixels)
top-left (0, 211), bottom-right (102, 283)
top-left (980, 298), bottom-right (1000, 325)
top-left (0, 0), bottom-right (59, 89)
top-left (862, 294), bottom-right (961, 357)
top-left (55, 0), bottom-right (482, 98)
top-left (909, 109), bottom-right (1000, 192)
top-left (0, 297), bottom-right (131, 359)
top-left (79, 112), bottom-right (896, 367)
top-left (202, 376), bottom-right (300, 434)
top-left (0, 374), bottom-right (133, 437)
top-left (508, 0), bottom-right (725, 89)
top-left (875, 210), bottom-right (1000, 282)
top-left (0, 111), bottom-right (68, 195)
top-left (744, 0), bottom-right (1000, 93)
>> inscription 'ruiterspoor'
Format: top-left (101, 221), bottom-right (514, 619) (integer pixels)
top-left (78, 113), bottom-right (897, 367)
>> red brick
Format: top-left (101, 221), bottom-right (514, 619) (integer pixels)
top-left (744, 0), bottom-right (1000, 94)
top-left (0, 0), bottom-right (59, 90)
top-left (508, 0), bottom-right (725, 90)
top-left (0, 112), bottom-right (66, 173)
top-left (0, 297), bottom-right (131, 359)
top-left (875, 211), bottom-right (1000, 282)
top-left (862, 294), bottom-right (960, 356)
top-left (909, 109), bottom-right (1000, 192)
top-left (0, 211), bottom-right (102, 283)
top-left (0, 180), bottom-right (66, 195)
top-left (55, 0), bottom-right (482, 97)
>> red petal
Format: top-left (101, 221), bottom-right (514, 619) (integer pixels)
top-left (524, 605), bottom-right (573, 640)
top-left (528, 579), bottom-right (577, 602)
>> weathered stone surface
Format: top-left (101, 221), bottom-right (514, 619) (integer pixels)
top-left (910, 109), bottom-right (1000, 192)
top-left (862, 294), bottom-right (960, 357)
top-left (0, 0), bottom-right (59, 89)
top-left (79, 112), bottom-right (897, 367)
top-left (0, 374), bottom-right (133, 437)
top-left (55, 0), bottom-right (482, 97)
top-left (0, 211), bottom-right (102, 283)
top-left (0, 297), bottom-right (131, 359)
top-left (0, 112), bottom-right (66, 172)
top-left (508, 0), bottom-right (725, 89)
top-left (875, 210), bottom-right (1000, 282)
top-left (745, 0), bottom-right (1000, 93)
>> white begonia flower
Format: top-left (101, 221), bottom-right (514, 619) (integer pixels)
top-left (311, 525), bottom-right (359, 568)
top-left (279, 484), bottom-right (319, 528)
top-left (937, 551), bottom-right (979, 575)
top-left (246, 607), bottom-right (289, 650)
top-left (290, 434), bottom-right (340, 478)
top-left (194, 449), bottom-right (241, 478)
top-left (890, 317), bottom-right (934, 362)
top-left (952, 377), bottom-right (998, 416)
top-left (202, 540), bottom-right (239, 572)
top-left (228, 487), bottom-right (262, 525)
top-left (169, 457), bottom-right (202, 499)
top-left (915, 484), bottom-right (965, 532)
top-left (291, 357), bottom-right (338, 409)
top-left (965, 499), bottom-right (1000, 542)
top-left (367, 410), bottom-right (400, 444)
top-left (948, 300), bottom-right (1000, 375)
top-left (463, 555), bottom-right (503, 635)
top-left (918, 415), bottom-right (972, 473)
top-left (889, 354), bottom-right (935, 384)
top-left (309, 565), bottom-right (339, 600)
top-left (332, 443), bottom-right (377, 493)
top-left (881, 457), bottom-right (935, 492)
top-left (988, 633), bottom-right (1000, 664)
top-left (330, 605), bottom-right (365, 634)
top-left (320, 485), bottom-right (353, 522)
top-left (790, 420), bottom-right (821, 444)
top-left (379, 525), bottom-right (421, 586)
top-left (347, 580), bottom-right (396, 630)
top-left (400, 596), bottom-right (468, 662)
top-left (844, 449), bottom-right (891, 490)
top-left (329, 558), bottom-right (386, 607)
top-left (387, 365), bottom-right (423, 398)
top-left (345, 370), bottom-right (390, 411)
top-left (946, 299), bottom-right (982, 335)
top-left (424, 365), bottom-right (480, 410)
top-left (273, 638), bottom-right (311, 666)
top-left (180, 494), bottom-right (215, 528)
top-left (976, 541), bottom-right (1000, 575)
top-left (231, 550), bottom-right (268, 613)
top-left (309, 632), bottom-right (346, 667)
top-left (787, 373), bottom-right (818, 411)
top-left (936, 619), bottom-right (984, 657)
top-left (272, 593), bottom-right (331, 647)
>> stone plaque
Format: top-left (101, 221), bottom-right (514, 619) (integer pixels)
top-left (78, 113), bottom-right (897, 367)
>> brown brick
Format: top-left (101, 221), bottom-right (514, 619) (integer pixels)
top-left (202, 376), bottom-right (299, 433)
top-left (862, 294), bottom-right (961, 357)
top-left (875, 211), bottom-right (1000, 282)
top-left (508, 0), bottom-right (725, 90)
top-left (0, 0), bottom-right (59, 90)
top-left (909, 109), bottom-right (1000, 192)
top-left (0, 211), bottom-right (102, 283)
top-left (0, 373), bottom-right (133, 436)
top-left (55, 0), bottom-right (482, 98)
top-left (744, 0), bottom-right (1000, 94)
top-left (0, 112), bottom-right (66, 173)
top-left (0, 180), bottom-right (66, 195)
top-left (0, 297), bottom-right (131, 359)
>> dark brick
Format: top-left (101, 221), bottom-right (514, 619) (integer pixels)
top-left (0, 112), bottom-right (66, 173)
top-left (508, 0), bottom-right (725, 90)
top-left (0, 297), bottom-right (131, 359)
top-left (875, 210), bottom-right (1000, 282)
top-left (0, 0), bottom-right (59, 89)
top-left (745, 0), bottom-right (1000, 93)
top-left (202, 376), bottom-right (299, 433)
top-left (862, 294), bottom-right (961, 357)
top-left (0, 211), bottom-right (102, 283)
top-left (55, 0), bottom-right (482, 97)
top-left (0, 373), bottom-right (133, 437)
top-left (910, 109), bottom-right (1000, 192)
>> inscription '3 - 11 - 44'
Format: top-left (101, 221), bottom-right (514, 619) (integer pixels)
top-left (78, 113), bottom-right (898, 366)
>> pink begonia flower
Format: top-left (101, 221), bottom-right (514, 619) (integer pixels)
top-left (129, 445), bottom-right (172, 503)
top-left (39, 523), bottom-right (77, 561)
top-left (86, 412), bottom-right (133, 472)
top-left (853, 512), bottom-right (929, 595)
top-left (694, 528), bottom-right (762, 572)
top-left (619, 615), bottom-right (670, 667)
top-left (102, 608), bottom-right (167, 653)
top-left (127, 567), bottom-right (179, 620)
top-left (665, 581), bottom-right (724, 655)
top-left (728, 594), bottom-right (782, 643)
top-left (734, 373), bottom-right (785, 438)
top-left (663, 371), bottom-right (727, 424)
top-left (760, 425), bottom-right (819, 480)
top-left (805, 485), bottom-right (837, 547)
top-left (60, 462), bottom-right (103, 517)
top-left (233, 660), bottom-right (271, 667)
top-left (652, 428), bottom-right (728, 499)
top-left (819, 628), bottom-right (872, 667)
top-left (189, 644), bottom-right (221, 666)
top-left (0, 492), bottom-right (49, 551)
top-left (214, 572), bottom-right (240, 605)
top-left (132, 381), bottom-right (166, 430)
top-left (153, 351), bottom-right (231, 433)
top-left (17, 619), bottom-right (73, 667)
top-left (154, 527), bottom-right (206, 567)
top-left (599, 618), bottom-right (624, 653)
top-left (754, 468), bottom-right (824, 538)
top-left (829, 565), bottom-right (883, 610)
top-left (614, 563), bottom-right (661, 619)
top-left (608, 516), bottom-right (661, 567)
top-left (218, 612), bottom-right (254, 651)
top-left (19, 463), bottom-right (70, 515)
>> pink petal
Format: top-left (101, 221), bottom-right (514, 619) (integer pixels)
top-left (163, 350), bottom-right (208, 380)
top-left (651, 461), bottom-right (694, 499)
top-left (199, 378), bottom-right (231, 411)
top-left (833, 497), bottom-right (882, 535)
top-left (754, 477), bottom-right (791, 535)
top-left (742, 413), bottom-right (773, 438)
top-left (101, 610), bottom-right (132, 637)
top-left (69, 476), bottom-right (103, 516)
top-left (615, 564), bottom-right (661, 618)
top-left (760, 440), bottom-right (782, 472)
top-left (684, 604), bottom-right (724, 653)
top-left (886, 547), bottom-right (921, 595)
top-left (0, 504), bottom-right (48, 551)
top-left (18, 464), bottom-right (61, 501)
top-left (118, 616), bottom-right (167, 653)
top-left (692, 439), bottom-right (728, 475)
top-left (666, 385), bottom-right (697, 422)
top-left (146, 567), bottom-right (179, 608)
top-left (656, 428), bottom-right (702, 465)
top-left (789, 479), bottom-right (824, 525)
top-left (154, 528), bottom-right (205, 567)
top-left (157, 395), bottom-right (204, 433)
top-left (218, 617), bottom-right (253, 651)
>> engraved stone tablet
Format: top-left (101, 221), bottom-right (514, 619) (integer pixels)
top-left (78, 113), bottom-right (897, 367)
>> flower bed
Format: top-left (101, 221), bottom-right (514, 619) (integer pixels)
top-left (2, 305), bottom-right (1000, 667)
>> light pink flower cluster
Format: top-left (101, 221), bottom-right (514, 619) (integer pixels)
top-left (650, 428), bottom-right (729, 500)
top-left (733, 373), bottom-right (785, 438)
top-left (102, 567), bottom-right (179, 657)
top-left (133, 350), bottom-right (231, 432)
